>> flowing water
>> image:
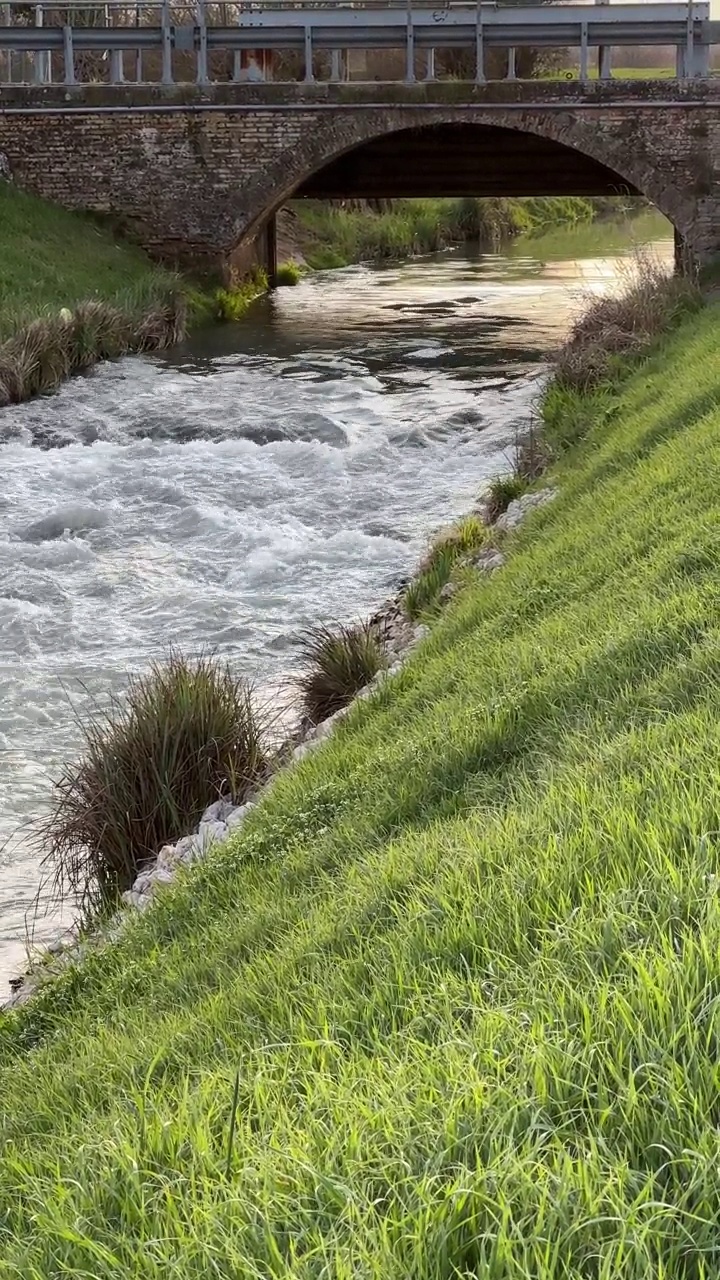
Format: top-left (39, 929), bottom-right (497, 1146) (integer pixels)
top-left (0, 210), bottom-right (673, 987)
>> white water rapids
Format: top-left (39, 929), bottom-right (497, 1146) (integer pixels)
top-left (0, 214), bottom-right (673, 987)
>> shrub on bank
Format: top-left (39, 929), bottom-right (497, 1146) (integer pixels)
top-left (553, 253), bottom-right (702, 391)
top-left (297, 622), bottom-right (384, 725)
top-left (403, 547), bottom-right (457, 620)
top-left (276, 261), bottom-right (302, 286)
top-left (483, 474), bottom-right (528, 523)
top-left (41, 654), bottom-right (267, 915)
top-left (404, 515), bottom-right (487, 619)
top-left (215, 269), bottom-right (269, 322)
top-left (0, 291), bottom-right (187, 407)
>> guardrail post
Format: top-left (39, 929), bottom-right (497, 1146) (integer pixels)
top-left (475, 0), bottom-right (484, 83)
top-left (162, 1), bottom-right (172, 84)
top-left (425, 47), bottom-right (435, 81)
top-left (134, 4), bottom-right (142, 83)
top-left (110, 48), bottom-right (124, 83)
top-left (330, 48), bottom-right (341, 81)
top-left (591, 0), bottom-right (607, 81)
top-left (579, 21), bottom-right (588, 83)
top-left (506, 46), bottom-right (516, 80)
top-left (686, 0), bottom-right (694, 76)
top-left (1, 3), bottom-right (12, 85)
top-left (33, 5), bottom-right (50, 85)
top-left (196, 0), bottom-right (208, 84)
top-left (303, 24), bottom-right (313, 83)
top-left (62, 24), bottom-right (75, 85)
top-left (405, 0), bottom-right (415, 83)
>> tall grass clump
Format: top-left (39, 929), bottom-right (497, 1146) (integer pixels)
top-left (404, 515), bottom-right (487, 618)
top-left (297, 622), bottom-right (384, 724)
top-left (554, 252), bottom-right (702, 391)
top-left (40, 654), bottom-right (267, 916)
top-left (275, 261), bottom-right (302, 286)
top-left (215, 269), bottom-right (268, 322)
top-left (483, 473), bottom-right (528, 523)
top-left (0, 291), bottom-right (187, 407)
top-left (403, 546), bottom-right (456, 619)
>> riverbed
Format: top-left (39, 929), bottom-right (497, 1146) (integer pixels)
top-left (0, 211), bottom-right (673, 987)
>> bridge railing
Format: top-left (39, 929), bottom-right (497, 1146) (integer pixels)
top-left (0, 1), bottom-right (716, 87)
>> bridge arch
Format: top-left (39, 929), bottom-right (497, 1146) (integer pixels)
top-left (237, 107), bottom-right (692, 253)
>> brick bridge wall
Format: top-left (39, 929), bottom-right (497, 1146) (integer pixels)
top-left (0, 81), bottom-right (718, 276)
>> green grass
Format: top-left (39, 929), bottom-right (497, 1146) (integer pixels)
top-left (276, 260), bottom-right (303, 286)
top-left (0, 183), bottom-right (179, 340)
top-left (294, 196), bottom-right (599, 269)
top-left (3, 303), bottom-right (720, 1274)
top-left (551, 66), bottom-right (675, 80)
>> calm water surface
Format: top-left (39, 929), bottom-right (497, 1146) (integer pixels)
top-left (0, 212), bottom-right (673, 986)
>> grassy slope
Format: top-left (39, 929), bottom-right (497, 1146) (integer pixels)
top-left (0, 183), bottom-right (175, 339)
top-left (2, 307), bottom-right (720, 1275)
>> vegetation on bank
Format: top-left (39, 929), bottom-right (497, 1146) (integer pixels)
top-left (42, 655), bottom-right (267, 915)
top-left (292, 195), bottom-right (602, 269)
top-left (2, 265), bottom-right (719, 1274)
top-left (0, 182), bottom-right (178, 342)
top-left (0, 182), bottom-right (188, 403)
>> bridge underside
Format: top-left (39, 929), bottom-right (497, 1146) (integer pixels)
top-left (295, 124), bottom-right (640, 201)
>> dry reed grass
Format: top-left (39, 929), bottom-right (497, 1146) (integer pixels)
top-left (0, 290), bottom-right (187, 407)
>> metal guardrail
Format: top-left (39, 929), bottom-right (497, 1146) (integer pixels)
top-left (0, 2), bottom-right (714, 87)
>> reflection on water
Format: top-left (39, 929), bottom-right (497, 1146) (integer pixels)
top-left (0, 211), bottom-right (673, 985)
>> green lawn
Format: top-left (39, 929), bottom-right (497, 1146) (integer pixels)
top-left (3, 304), bottom-right (720, 1275)
top-left (552, 66), bottom-right (676, 80)
top-left (0, 182), bottom-right (175, 339)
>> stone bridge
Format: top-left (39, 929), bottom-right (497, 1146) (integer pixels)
top-left (1, 79), bottom-right (719, 278)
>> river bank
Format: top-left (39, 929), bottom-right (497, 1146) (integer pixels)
top-left (1, 255), bottom-right (718, 1272)
top-left (286, 195), bottom-right (614, 270)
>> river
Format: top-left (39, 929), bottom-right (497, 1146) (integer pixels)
top-left (0, 209), bottom-right (673, 988)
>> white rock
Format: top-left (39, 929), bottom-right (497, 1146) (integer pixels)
top-left (412, 624), bottom-right (429, 645)
top-left (121, 889), bottom-right (151, 911)
top-left (132, 869), bottom-right (155, 895)
top-left (199, 818), bottom-right (228, 842)
top-left (187, 820), bottom-right (228, 861)
top-left (494, 487), bottom-right (557, 533)
top-left (474, 547), bottom-right (506, 574)
top-left (146, 865), bottom-right (176, 890)
top-left (201, 798), bottom-right (235, 824)
top-left (225, 803), bottom-right (252, 830)
top-left (292, 738), bottom-right (321, 761)
top-left (157, 842), bottom-right (180, 869)
top-left (312, 713), bottom-right (340, 741)
top-left (172, 834), bottom-right (196, 863)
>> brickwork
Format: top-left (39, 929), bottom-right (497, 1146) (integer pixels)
top-left (0, 81), bottom-right (718, 273)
